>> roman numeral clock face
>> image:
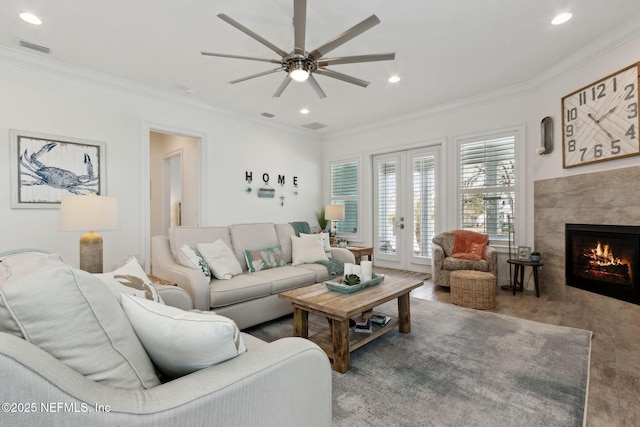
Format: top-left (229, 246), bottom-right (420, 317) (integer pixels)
top-left (562, 63), bottom-right (640, 168)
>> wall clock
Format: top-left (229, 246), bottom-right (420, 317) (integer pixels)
top-left (562, 62), bottom-right (639, 168)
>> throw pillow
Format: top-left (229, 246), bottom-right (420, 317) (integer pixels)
top-left (0, 253), bottom-right (160, 389)
top-left (300, 232), bottom-right (332, 259)
top-left (177, 244), bottom-right (211, 279)
top-left (291, 235), bottom-right (328, 266)
top-left (120, 294), bottom-right (247, 378)
top-left (96, 257), bottom-right (164, 303)
top-left (451, 229), bottom-right (488, 260)
top-left (244, 245), bottom-right (287, 273)
top-left (197, 240), bottom-right (243, 280)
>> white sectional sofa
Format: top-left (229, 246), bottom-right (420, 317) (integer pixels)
top-left (151, 222), bottom-right (355, 329)
top-left (0, 251), bottom-right (332, 427)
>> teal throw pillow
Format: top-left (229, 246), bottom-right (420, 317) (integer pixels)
top-left (244, 245), bottom-right (287, 273)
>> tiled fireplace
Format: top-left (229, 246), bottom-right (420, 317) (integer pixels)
top-left (534, 165), bottom-right (640, 300)
top-left (565, 223), bottom-right (640, 304)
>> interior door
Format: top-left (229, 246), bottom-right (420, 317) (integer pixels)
top-left (373, 147), bottom-right (438, 271)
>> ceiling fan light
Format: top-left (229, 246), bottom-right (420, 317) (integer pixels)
top-left (290, 68), bottom-right (310, 82)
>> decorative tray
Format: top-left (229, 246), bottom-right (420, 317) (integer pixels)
top-left (325, 274), bottom-right (385, 294)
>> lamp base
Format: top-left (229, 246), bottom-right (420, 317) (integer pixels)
top-left (80, 231), bottom-right (103, 273)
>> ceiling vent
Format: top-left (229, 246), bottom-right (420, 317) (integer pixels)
top-left (261, 112), bottom-right (275, 118)
top-left (303, 122), bottom-right (327, 130)
top-left (18, 40), bottom-right (51, 55)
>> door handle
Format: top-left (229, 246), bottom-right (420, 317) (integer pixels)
top-left (396, 217), bottom-right (405, 230)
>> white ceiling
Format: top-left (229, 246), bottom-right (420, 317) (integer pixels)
top-left (3, 1), bottom-right (640, 135)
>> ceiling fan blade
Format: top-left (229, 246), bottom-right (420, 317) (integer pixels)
top-left (230, 68), bottom-right (283, 84)
top-left (293, 0), bottom-right (307, 55)
top-left (217, 13), bottom-right (288, 58)
top-left (308, 15), bottom-right (381, 60)
top-left (318, 53), bottom-right (395, 66)
top-left (273, 76), bottom-right (292, 97)
top-left (315, 68), bottom-right (369, 88)
top-left (201, 52), bottom-right (282, 65)
top-left (308, 75), bottom-right (327, 99)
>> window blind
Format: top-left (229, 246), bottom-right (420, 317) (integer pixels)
top-left (413, 155), bottom-right (436, 257)
top-left (377, 160), bottom-right (396, 254)
top-left (459, 136), bottom-right (515, 239)
top-left (330, 160), bottom-right (358, 234)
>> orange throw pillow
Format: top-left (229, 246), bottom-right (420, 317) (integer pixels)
top-left (451, 230), bottom-right (488, 260)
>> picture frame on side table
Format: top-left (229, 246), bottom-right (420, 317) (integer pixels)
top-left (517, 246), bottom-right (531, 261)
top-left (9, 130), bottom-right (106, 209)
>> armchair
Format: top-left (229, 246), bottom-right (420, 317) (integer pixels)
top-left (431, 231), bottom-right (498, 287)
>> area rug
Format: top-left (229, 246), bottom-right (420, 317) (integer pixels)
top-left (245, 298), bottom-right (592, 427)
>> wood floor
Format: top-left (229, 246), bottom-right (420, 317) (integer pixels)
top-left (400, 268), bottom-right (640, 427)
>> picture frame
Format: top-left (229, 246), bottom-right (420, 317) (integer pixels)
top-left (517, 246), bottom-right (531, 261)
top-left (9, 130), bottom-right (106, 209)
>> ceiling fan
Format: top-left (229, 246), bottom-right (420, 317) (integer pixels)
top-left (201, 0), bottom-right (395, 98)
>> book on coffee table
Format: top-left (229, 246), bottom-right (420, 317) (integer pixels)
top-left (354, 318), bottom-right (372, 333)
top-left (370, 314), bottom-right (391, 326)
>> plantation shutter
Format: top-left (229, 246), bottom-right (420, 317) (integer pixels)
top-left (458, 136), bottom-right (515, 240)
top-left (330, 160), bottom-right (358, 235)
top-left (377, 160), bottom-right (397, 254)
top-left (413, 154), bottom-right (436, 257)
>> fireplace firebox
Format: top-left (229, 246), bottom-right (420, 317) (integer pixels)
top-left (565, 224), bottom-right (640, 305)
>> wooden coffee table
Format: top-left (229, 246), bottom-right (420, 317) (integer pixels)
top-left (278, 274), bottom-right (424, 373)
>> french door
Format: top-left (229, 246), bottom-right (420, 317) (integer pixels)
top-left (373, 147), bottom-right (439, 271)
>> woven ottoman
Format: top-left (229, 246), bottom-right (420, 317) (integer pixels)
top-left (450, 270), bottom-right (496, 309)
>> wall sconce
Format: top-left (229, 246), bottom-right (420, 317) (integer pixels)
top-left (537, 116), bottom-right (554, 155)
top-left (58, 194), bottom-right (120, 273)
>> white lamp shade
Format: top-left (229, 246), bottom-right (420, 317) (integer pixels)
top-left (58, 195), bottom-right (120, 232)
top-left (324, 204), bottom-right (345, 221)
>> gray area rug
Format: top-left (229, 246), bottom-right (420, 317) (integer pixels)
top-left (245, 298), bottom-right (592, 427)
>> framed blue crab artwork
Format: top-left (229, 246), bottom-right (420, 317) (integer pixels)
top-left (9, 130), bottom-right (106, 209)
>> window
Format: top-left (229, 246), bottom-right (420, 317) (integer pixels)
top-left (330, 159), bottom-right (358, 236)
top-left (458, 134), bottom-right (515, 241)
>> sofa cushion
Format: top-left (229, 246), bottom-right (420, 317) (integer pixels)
top-left (0, 253), bottom-right (160, 389)
top-left (244, 245), bottom-right (287, 273)
top-left (442, 256), bottom-right (490, 272)
top-left (297, 263), bottom-right (333, 282)
top-left (209, 274), bottom-right (273, 308)
top-left (229, 223), bottom-right (279, 271)
top-left (169, 226), bottom-right (231, 261)
top-left (176, 244), bottom-right (212, 279)
top-left (291, 235), bottom-right (328, 266)
top-left (275, 224), bottom-right (296, 263)
top-left (197, 240), bottom-right (243, 280)
top-left (251, 266), bottom-right (317, 293)
top-left (96, 257), bottom-right (164, 303)
top-left (120, 294), bottom-right (246, 378)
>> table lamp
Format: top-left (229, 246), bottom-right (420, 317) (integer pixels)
top-left (58, 194), bottom-right (120, 273)
top-left (324, 204), bottom-right (345, 239)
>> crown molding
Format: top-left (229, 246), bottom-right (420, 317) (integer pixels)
top-left (322, 16), bottom-right (640, 140)
top-left (0, 46), bottom-right (318, 139)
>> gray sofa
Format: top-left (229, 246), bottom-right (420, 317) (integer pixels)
top-left (151, 223), bottom-right (355, 329)
top-left (0, 252), bottom-right (332, 427)
top-left (431, 231), bottom-right (498, 287)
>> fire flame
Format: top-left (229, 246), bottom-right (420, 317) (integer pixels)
top-left (586, 241), bottom-right (622, 266)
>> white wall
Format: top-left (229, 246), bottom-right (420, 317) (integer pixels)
top-left (0, 52), bottom-right (322, 271)
top-left (321, 30), bottom-right (640, 253)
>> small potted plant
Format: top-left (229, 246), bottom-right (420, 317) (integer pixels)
top-left (316, 207), bottom-right (329, 232)
top-left (530, 251), bottom-right (542, 262)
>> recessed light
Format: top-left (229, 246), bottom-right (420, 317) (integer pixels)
top-left (551, 13), bottom-right (572, 25)
top-left (388, 75), bottom-right (401, 83)
top-left (19, 12), bottom-right (42, 25)
top-left (300, 108), bottom-right (310, 114)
